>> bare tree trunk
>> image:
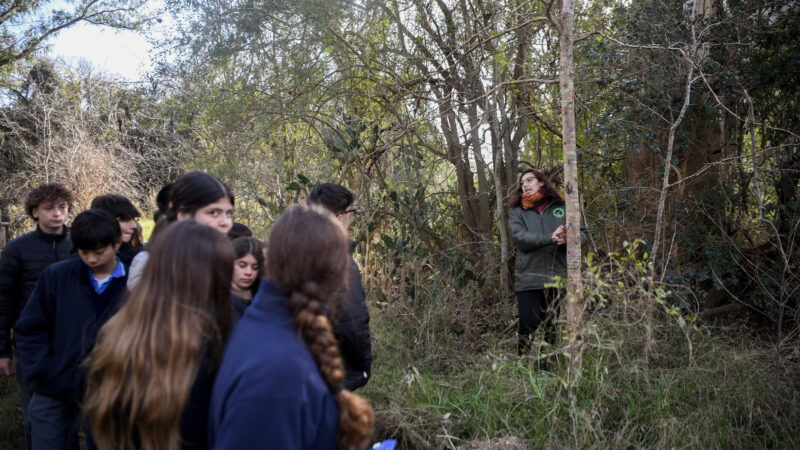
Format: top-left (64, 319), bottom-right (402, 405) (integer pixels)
top-left (468, 101), bottom-right (492, 233)
top-left (438, 92), bottom-right (481, 233)
top-left (488, 86), bottom-right (512, 303)
top-left (558, 0), bottom-right (583, 378)
top-left (0, 208), bottom-right (7, 250)
top-left (652, 0), bottom-right (703, 264)
top-left (651, 67), bottom-right (695, 265)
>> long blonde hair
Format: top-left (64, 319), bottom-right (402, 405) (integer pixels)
top-left (83, 220), bottom-right (234, 450)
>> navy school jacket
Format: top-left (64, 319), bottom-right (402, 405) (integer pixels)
top-left (209, 278), bottom-right (339, 450)
top-left (14, 253), bottom-right (130, 406)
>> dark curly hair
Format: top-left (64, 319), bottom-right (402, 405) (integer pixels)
top-left (24, 183), bottom-right (74, 220)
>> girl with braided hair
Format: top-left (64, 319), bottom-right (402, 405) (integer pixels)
top-left (209, 204), bottom-right (374, 450)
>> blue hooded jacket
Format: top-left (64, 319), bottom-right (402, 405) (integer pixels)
top-left (209, 278), bottom-right (339, 450)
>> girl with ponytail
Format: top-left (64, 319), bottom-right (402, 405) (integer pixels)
top-left (209, 204), bottom-right (374, 450)
top-left (83, 220), bottom-right (235, 450)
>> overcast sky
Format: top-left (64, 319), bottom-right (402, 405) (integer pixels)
top-left (41, 1), bottom-right (160, 82)
top-left (45, 23), bottom-right (153, 81)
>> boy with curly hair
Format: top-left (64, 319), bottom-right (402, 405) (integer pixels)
top-left (0, 183), bottom-right (74, 446)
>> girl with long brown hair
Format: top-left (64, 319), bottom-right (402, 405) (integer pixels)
top-left (508, 169), bottom-right (569, 357)
top-left (83, 220), bottom-right (235, 450)
top-left (208, 204), bottom-right (374, 450)
top-left (229, 236), bottom-right (264, 318)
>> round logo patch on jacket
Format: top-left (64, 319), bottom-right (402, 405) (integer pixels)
top-left (553, 207), bottom-right (565, 218)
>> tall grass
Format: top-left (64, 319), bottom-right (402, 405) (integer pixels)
top-left (0, 245), bottom-right (796, 449)
top-left (0, 376), bottom-right (23, 450)
top-left (361, 246), bottom-right (800, 449)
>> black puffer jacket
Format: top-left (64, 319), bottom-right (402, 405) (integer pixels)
top-left (0, 226), bottom-right (72, 358)
top-left (331, 243), bottom-right (373, 391)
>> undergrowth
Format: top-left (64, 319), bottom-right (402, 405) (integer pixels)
top-left (0, 244), bottom-right (796, 449)
top-left (0, 375), bottom-right (23, 450)
top-left (362, 245), bottom-right (800, 449)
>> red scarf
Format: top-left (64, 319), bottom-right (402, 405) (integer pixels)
top-left (521, 188), bottom-right (549, 212)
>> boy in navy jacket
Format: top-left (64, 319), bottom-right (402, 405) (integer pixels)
top-left (15, 209), bottom-right (129, 450)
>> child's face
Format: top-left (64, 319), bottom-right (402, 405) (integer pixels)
top-left (32, 200), bottom-right (69, 233)
top-left (117, 218), bottom-right (139, 243)
top-left (178, 197), bottom-right (234, 235)
top-left (232, 253), bottom-right (259, 290)
top-left (78, 243), bottom-right (120, 273)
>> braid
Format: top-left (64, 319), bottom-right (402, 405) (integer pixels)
top-left (267, 204), bottom-right (375, 449)
top-left (288, 284), bottom-right (374, 449)
top-left (288, 289), bottom-right (345, 388)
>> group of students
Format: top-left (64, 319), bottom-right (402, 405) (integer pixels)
top-left (0, 172), bottom-right (375, 449)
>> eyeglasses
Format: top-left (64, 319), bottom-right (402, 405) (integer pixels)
top-left (344, 208), bottom-right (358, 214)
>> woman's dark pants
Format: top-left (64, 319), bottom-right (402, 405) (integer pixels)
top-left (515, 288), bottom-right (560, 355)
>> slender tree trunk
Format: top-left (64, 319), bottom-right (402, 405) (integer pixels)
top-left (488, 88), bottom-right (512, 304)
top-left (439, 92), bottom-right (480, 234)
top-left (0, 208), bottom-right (7, 249)
top-left (558, 0), bottom-right (583, 378)
top-left (652, 0), bottom-right (703, 265)
top-left (652, 66), bottom-right (694, 265)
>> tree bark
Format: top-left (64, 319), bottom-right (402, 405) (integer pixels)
top-left (652, 66), bottom-right (695, 264)
top-left (558, 0), bottom-right (583, 377)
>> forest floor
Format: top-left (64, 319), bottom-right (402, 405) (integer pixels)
top-left (1, 298), bottom-right (798, 450)
top-left (361, 296), bottom-right (800, 449)
top-left (0, 374), bottom-right (23, 449)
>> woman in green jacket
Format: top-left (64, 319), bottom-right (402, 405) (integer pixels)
top-left (508, 169), bottom-right (567, 356)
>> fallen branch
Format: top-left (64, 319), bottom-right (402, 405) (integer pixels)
top-left (700, 303), bottom-right (748, 319)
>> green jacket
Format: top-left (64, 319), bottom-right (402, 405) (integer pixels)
top-left (508, 202), bottom-right (571, 292)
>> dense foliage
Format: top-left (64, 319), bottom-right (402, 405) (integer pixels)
top-left (0, 0), bottom-right (797, 447)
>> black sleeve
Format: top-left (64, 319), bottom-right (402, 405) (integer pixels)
top-left (334, 260), bottom-right (372, 391)
top-left (0, 242), bottom-right (23, 358)
top-left (14, 269), bottom-right (57, 387)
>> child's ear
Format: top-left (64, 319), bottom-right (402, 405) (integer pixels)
top-left (114, 238), bottom-right (122, 251)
